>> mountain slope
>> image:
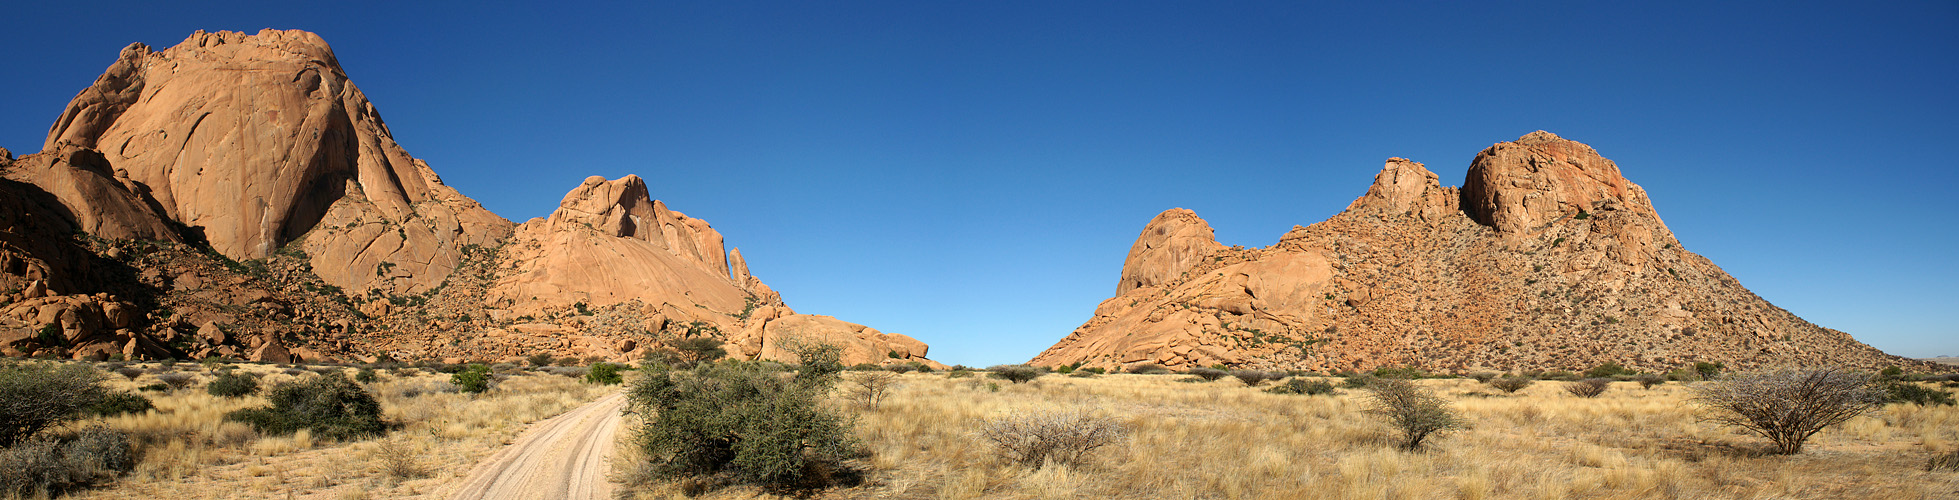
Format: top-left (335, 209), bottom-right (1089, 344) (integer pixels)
top-left (1033, 132), bottom-right (1925, 373)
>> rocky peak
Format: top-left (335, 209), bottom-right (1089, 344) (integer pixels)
top-left (546, 175), bottom-right (728, 276)
top-left (36, 28), bottom-right (511, 294)
top-left (1116, 208), bottom-right (1226, 295)
top-left (1345, 158), bottom-right (1460, 221)
top-left (1462, 131), bottom-right (1657, 235)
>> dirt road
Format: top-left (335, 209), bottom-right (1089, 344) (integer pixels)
top-left (447, 392), bottom-right (629, 500)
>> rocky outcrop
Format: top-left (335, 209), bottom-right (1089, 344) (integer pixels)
top-left (1034, 132), bottom-right (1927, 373)
top-left (480, 175), bottom-right (934, 366)
top-left (1117, 208), bottom-right (1227, 296)
top-left (2, 29), bottom-right (930, 365)
top-left (41, 29), bottom-right (511, 295)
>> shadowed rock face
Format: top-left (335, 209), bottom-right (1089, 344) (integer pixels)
top-left (1034, 133), bottom-right (1925, 374)
top-left (41, 29), bottom-right (512, 294)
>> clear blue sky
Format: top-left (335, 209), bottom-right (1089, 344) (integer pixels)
top-left (4, 1), bottom-right (1955, 366)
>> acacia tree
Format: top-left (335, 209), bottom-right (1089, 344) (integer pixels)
top-left (1692, 367), bottom-right (1885, 454)
top-left (1363, 378), bottom-right (1464, 450)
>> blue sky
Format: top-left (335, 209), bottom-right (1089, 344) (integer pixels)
top-left (3, 1), bottom-right (1955, 366)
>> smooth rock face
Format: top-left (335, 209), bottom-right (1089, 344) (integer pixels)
top-left (1034, 132), bottom-right (1919, 373)
top-left (1117, 208), bottom-right (1227, 296)
top-left (42, 29), bottom-right (512, 294)
top-left (1462, 131), bottom-right (1662, 235)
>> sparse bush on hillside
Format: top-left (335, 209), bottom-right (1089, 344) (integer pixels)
top-left (1363, 378), bottom-right (1464, 450)
top-left (451, 364), bottom-right (492, 393)
top-left (0, 426), bottom-right (134, 497)
top-left (225, 372), bottom-right (387, 441)
top-left (627, 340), bottom-right (861, 491)
top-left (1567, 378), bottom-right (1611, 398)
top-left (527, 353), bottom-right (556, 367)
top-left (206, 371), bottom-right (259, 398)
top-left (1585, 362), bottom-right (1633, 379)
top-left (1265, 378), bottom-right (1335, 396)
top-left (1693, 367), bottom-right (1885, 455)
top-left (0, 362), bottom-right (110, 447)
top-left (1187, 368), bottom-right (1227, 381)
top-left (990, 365), bottom-right (1046, 384)
top-left (1694, 362), bottom-right (1724, 380)
top-left (978, 407), bottom-right (1127, 469)
top-left (1489, 376), bottom-right (1533, 394)
top-left (1231, 370), bottom-right (1276, 386)
top-left (586, 362), bottom-right (625, 385)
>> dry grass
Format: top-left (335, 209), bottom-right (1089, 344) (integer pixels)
top-left (61, 362), bottom-right (611, 500)
top-left (632, 374), bottom-right (1959, 500)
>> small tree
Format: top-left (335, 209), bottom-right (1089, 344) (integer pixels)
top-left (1489, 377), bottom-right (1533, 394)
top-left (848, 372), bottom-right (897, 409)
top-left (671, 337), bottom-right (728, 367)
top-left (0, 362), bottom-right (109, 446)
top-left (1694, 361), bottom-right (1724, 380)
top-left (451, 364), bottom-right (492, 393)
top-left (990, 365), bottom-right (1046, 384)
top-left (1362, 378), bottom-right (1464, 450)
top-left (1566, 378), bottom-right (1611, 398)
top-left (527, 353), bottom-right (555, 367)
top-left (1692, 367), bottom-right (1885, 454)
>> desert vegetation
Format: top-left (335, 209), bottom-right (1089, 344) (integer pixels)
top-left (622, 365), bottom-right (1959, 500)
top-left (0, 358), bottom-right (610, 499)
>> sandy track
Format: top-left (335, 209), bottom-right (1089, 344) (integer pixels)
top-left (447, 392), bottom-right (629, 500)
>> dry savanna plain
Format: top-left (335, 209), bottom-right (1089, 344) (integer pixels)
top-left (14, 358), bottom-right (1955, 500)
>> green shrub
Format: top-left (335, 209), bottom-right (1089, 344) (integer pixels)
top-left (1879, 365), bottom-right (1904, 381)
top-left (1341, 374), bottom-right (1377, 389)
top-left (885, 364), bottom-right (916, 374)
top-left (849, 363), bottom-right (882, 372)
top-left (1634, 373), bottom-right (1665, 389)
top-left (671, 337), bottom-right (728, 367)
top-left (947, 369), bottom-right (973, 379)
top-left (225, 372), bottom-right (386, 441)
top-left (1371, 366), bottom-right (1428, 379)
top-left (206, 371), bottom-right (259, 398)
top-left (627, 341), bottom-right (861, 491)
top-left (909, 362), bottom-right (934, 374)
top-left (586, 362), bottom-right (625, 385)
top-left (1127, 363), bottom-right (1171, 375)
top-left (88, 392), bottom-right (153, 417)
top-left (0, 362), bottom-right (109, 446)
top-left (1537, 370), bottom-right (1580, 382)
top-left (1265, 378), bottom-right (1335, 396)
top-left (451, 364), bottom-right (492, 393)
top-left (1053, 365), bottom-right (1073, 374)
top-left (0, 426), bottom-right (134, 497)
top-left (355, 367), bottom-right (378, 383)
top-left (1083, 367), bottom-right (1105, 374)
top-left (1885, 382), bottom-right (1955, 406)
top-left (989, 365), bottom-right (1045, 384)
